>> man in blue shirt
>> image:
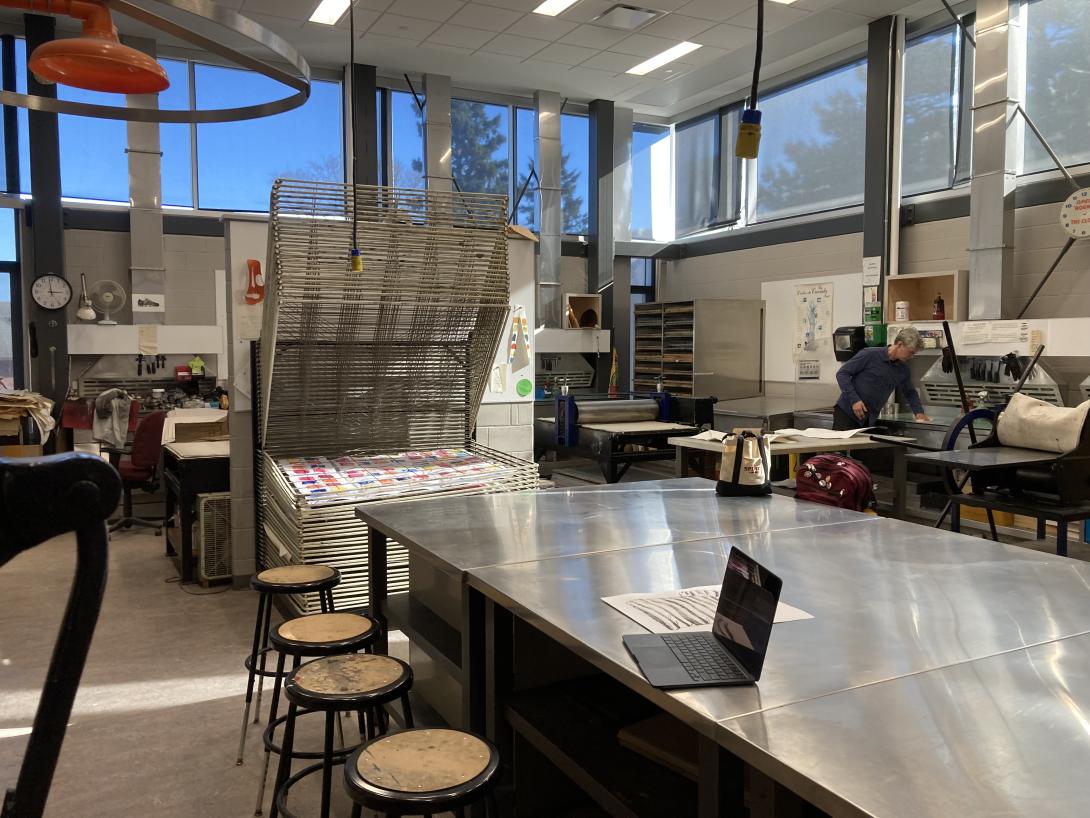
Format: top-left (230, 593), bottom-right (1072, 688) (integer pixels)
top-left (834, 327), bottom-right (931, 429)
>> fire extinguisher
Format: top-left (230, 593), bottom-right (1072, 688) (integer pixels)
top-left (245, 259), bottom-right (265, 305)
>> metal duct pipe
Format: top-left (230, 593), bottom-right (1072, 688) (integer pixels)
top-left (535, 90), bottom-right (562, 328)
top-left (125, 35), bottom-right (164, 325)
top-left (968, 0), bottom-right (1026, 319)
top-left (424, 73), bottom-right (451, 193)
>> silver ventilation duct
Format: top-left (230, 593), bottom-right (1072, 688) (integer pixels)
top-left (535, 90), bottom-right (562, 328)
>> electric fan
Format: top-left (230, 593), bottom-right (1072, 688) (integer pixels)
top-left (88, 279), bottom-right (127, 325)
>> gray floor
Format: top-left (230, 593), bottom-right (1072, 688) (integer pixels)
top-left (0, 530), bottom-right (406, 817)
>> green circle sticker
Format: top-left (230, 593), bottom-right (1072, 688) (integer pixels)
top-left (516, 378), bottom-right (533, 397)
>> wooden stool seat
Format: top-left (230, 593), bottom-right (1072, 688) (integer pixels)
top-left (257, 564), bottom-right (336, 585)
top-left (277, 613), bottom-right (376, 645)
top-left (357, 729), bottom-right (491, 793)
top-left (291, 654), bottom-right (409, 701)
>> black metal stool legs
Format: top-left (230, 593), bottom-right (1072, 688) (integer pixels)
top-left (254, 650), bottom-right (287, 815)
top-left (254, 591), bottom-right (275, 724)
top-left (269, 703), bottom-right (297, 818)
top-left (238, 592), bottom-right (271, 764)
top-left (320, 710), bottom-right (335, 818)
top-left (401, 693), bottom-right (414, 729)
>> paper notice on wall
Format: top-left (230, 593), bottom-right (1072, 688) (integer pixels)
top-left (961, 320), bottom-right (1030, 347)
top-left (489, 364), bottom-right (508, 394)
top-left (137, 324), bottom-right (158, 355)
top-left (602, 585), bottom-right (812, 634)
top-left (862, 256), bottom-right (882, 286)
top-left (237, 303), bottom-right (263, 341)
top-left (794, 283), bottom-right (833, 357)
top-left (797, 359), bottom-right (820, 381)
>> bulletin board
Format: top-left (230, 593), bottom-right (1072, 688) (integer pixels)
top-left (762, 272), bottom-right (862, 385)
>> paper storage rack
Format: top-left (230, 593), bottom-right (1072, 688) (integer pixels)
top-left (256, 180), bottom-right (538, 615)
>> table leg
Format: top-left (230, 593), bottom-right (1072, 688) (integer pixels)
top-left (367, 526), bottom-right (388, 654)
top-left (697, 737), bottom-right (744, 818)
top-left (1057, 519), bottom-right (1068, 557)
top-left (675, 445), bottom-right (687, 478)
top-left (951, 501), bottom-right (961, 534)
top-left (461, 584), bottom-right (486, 734)
top-left (1037, 518), bottom-right (1047, 540)
top-left (485, 598), bottom-right (514, 816)
top-left (163, 477), bottom-right (176, 557)
top-left (892, 446), bottom-right (907, 519)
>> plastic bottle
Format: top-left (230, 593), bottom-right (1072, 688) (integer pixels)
top-left (932, 292), bottom-right (945, 320)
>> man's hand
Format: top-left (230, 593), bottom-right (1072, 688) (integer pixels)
top-left (915, 412), bottom-right (931, 422)
top-left (852, 400), bottom-right (867, 420)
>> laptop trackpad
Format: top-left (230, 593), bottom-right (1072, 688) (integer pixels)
top-left (640, 643), bottom-right (679, 670)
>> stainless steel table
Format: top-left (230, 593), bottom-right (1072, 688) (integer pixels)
top-left (669, 434), bottom-right (912, 518)
top-left (713, 396), bottom-right (834, 433)
top-left (721, 632), bottom-right (1090, 818)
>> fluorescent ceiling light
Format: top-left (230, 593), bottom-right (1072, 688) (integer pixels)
top-left (769, 0), bottom-right (798, 4)
top-left (626, 41), bottom-right (701, 76)
top-left (310, 0), bottom-right (351, 25)
top-left (534, 0), bottom-right (580, 16)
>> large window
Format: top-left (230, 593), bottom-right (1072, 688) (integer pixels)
top-left (0, 211), bottom-right (16, 389)
top-left (560, 113), bottom-right (588, 235)
top-left (160, 59), bottom-right (193, 207)
top-left (390, 90), bottom-right (424, 189)
top-left (901, 28), bottom-right (958, 196)
top-left (195, 64), bottom-right (343, 211)
top-left (631, 123), bottom-right (672, 241)
top-left (451, 99), bottom-right (509, 197)
top-left (1024, 0), bottom-right (1090, 174)
top-left (513, 107), bottom-right (536, 230)
top-left (755, 60), bottom-right (868, 222)
top-left (674, 114), bottom-right (718, 237)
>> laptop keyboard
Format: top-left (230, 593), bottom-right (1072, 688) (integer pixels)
top-left (661, 633), bottom-right (747, 682)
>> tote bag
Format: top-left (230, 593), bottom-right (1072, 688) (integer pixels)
top-left (716, 431), bottom-right (772, 497)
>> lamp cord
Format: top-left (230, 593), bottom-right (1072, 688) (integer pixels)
top-left (349, 0), bottom-right (359, 252)
top-left (749, 0), bottom-right (764, 109)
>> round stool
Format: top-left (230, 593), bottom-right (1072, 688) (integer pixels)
top-left (344, 729), bottom-right (500, 818)
top-left (254, 612), bottom-right (379, 815)
top-left (237, 564), bottom-right (341, 765)
top-left (271, 653), bottom-right (414, 818)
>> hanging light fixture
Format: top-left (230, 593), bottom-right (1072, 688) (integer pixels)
top-left (0, 0), bottom-right (311, 123)
top-left (3, 0), bottom-right (170, 93)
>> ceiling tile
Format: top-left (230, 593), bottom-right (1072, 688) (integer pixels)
top-left (726, 3), bottom-right (810, 31)
top-left (244, 11), bottom-right (304, 36)
top-left (368, 12), bottom-right (441, 40)
top-left (691, 22), bottom-right (753, 50)
top-left (532, 41), bottom-right (599, 65)
top-left (638, 13), bottom-right (714, 40)
top-left (676, 0), bottom-right (753, 22)
top-left (390, 0), bottom-right (466, 22)
top-left (426, 24), bottom-right (496, 48)
top-left (317, 6), bottom-right (381, 32)
top-left (475, 0), bottom-right (544, 10)
top-left (356, 0), bottom-right (396, 10)
top-left (610, 32), bottom-right (683, 57)
top-left (558, 24), bottom-right (629, 49)
top-left (581, 50), bottom-right (643, 72)
top-left (421, 42), bottom-right (474, 56)
top-left (243, 0), bottom-right (308, 20)
top-left (635, 0), bottom-right (690, 10)
top-left (478, 31), bottom-right (551, 57)
top-left (556, 0), bottom-right (612, 24)
top-left (505, 13), bottom-right (578, 39)
top-left (676, 43), bottom-right (727, 65)
top-left (448, 3), bottom-right (525, 31)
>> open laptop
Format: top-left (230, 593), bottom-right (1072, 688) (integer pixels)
top-left (623, 548), bottom-right (782, 689)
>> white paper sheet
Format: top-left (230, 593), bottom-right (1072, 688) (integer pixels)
top-left (603, 585), bottom-right (813, 634)
top-left (771, 427), bottom-right (876, 440)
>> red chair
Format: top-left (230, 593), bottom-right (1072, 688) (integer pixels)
top-left (108, 410), bottom-right (168, 534)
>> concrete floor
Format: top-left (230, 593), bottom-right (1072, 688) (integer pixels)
top-left (0, 530), bottom-right (406, 817)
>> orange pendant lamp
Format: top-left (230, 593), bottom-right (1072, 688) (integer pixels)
top-left (4, 0), bottom-right (168, 94)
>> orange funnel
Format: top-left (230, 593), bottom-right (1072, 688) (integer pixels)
top-left (7, 0), bottom-right (169, 94)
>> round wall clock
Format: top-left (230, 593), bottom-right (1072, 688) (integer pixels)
top-left (1060, 187), bottom-right (1090, 239)
top-left (31, 274), bottom-right (73, 310)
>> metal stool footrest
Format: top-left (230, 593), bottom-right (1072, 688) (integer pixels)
top-left (261, 711), bottom-right (362, 761)
top-left (274, 759), bottom-right (347, 818)
top-left (245, 648), bottom-right (290, 680)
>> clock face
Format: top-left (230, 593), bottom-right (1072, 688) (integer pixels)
top-left (31, 274), bottom-right (73, 311)
top-left (1060, 188), bottom-right (1090, 239)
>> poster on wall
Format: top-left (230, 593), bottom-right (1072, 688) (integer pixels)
top-left (794, 283), bottom-right (833, 358)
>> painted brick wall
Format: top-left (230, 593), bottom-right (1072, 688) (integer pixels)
top-left (475, 402), bottom-right (534, 463)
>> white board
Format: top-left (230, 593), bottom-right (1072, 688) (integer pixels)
top-left (762, 272), bottom-right (862, 385)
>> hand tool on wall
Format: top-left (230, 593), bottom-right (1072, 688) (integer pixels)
top-left (135, 354), bottom-right (143, 376)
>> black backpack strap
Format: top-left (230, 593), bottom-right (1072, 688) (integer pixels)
top-left (731, 435), bottom-right (746, 484)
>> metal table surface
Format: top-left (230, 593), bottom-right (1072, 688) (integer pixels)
top-left (720, 632), bottom-right (1090, 818)
top-left (466, 516), bottom-right (1090, 737)
top-left (715, 397), bottom-right (834, 418)
top-left (910, 446), bottom-right (1059, 469)
top-left (357, 479), bottom-right (877, 577)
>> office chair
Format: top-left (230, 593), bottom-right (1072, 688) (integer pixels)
top-left (108, 410), bottom-right (167, 534)
top-left (0, 452), bottom-right (120, 818)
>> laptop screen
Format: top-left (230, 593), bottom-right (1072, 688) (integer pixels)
top-left (711, 548), bottom-right (783, 678)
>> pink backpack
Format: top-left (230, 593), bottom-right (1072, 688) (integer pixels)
top-left (796, 454), bottom-right (875, 512)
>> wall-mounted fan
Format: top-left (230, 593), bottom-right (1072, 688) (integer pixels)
top-left (88, 279), bottom-right (127, 325)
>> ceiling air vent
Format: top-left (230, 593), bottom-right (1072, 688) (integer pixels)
top-left (595, 4), bottom-right (661, 31)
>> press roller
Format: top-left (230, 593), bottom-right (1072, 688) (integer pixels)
top-left (572, 399), bottom-right (661, 425)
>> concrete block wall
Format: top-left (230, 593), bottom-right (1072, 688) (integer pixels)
top-left (229, 407), bottom-right (256, 578)
top-left (63, 228), bottom-right (224, 326)
top-left (475, 402), bottom-right (534, 462)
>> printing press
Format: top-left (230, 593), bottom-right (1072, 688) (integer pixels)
top-left (534, 391), bottom-right (716, 483)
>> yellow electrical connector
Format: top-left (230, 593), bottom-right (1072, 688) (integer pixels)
top-left (350, 247), bottom-right (363, 272)
top-left (735, 108), bottom-right (762, 160)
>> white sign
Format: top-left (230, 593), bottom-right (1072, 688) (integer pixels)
top-left (132, 293), bottom-right (165, 312)
top-left (862, 256), bottom-right (882, 286)
top-left (797, 359), bottom-right (820, 380)
top-left (794, 282), bottom-right (834, 357)
top-left (1061, 188), bottom-right (1090, 239)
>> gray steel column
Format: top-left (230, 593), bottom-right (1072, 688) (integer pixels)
top-left (535, 90), bottom-right (562, 328)
top-left (23, 14), bottom-right (67, 417)
top-left (352, 64), bottom-right (378, 187)
top-left (968, 0), bottom-right (1026, 319)
top-left (125, 36), bottom-right (165, 325)
top-left (588, 99), bottom-right (615, 293)
top-left (862, 16), bottom-right (905, 315)
top-left (423, 73), bottom-right (452, 192)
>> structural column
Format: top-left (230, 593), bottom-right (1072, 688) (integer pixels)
top-left (351, 64), bottom-right (378, 187)
top-left (535, 90), bottom-right (562, 329)
top-left (423, 73), bottom-right (451, 192)
top-left (968, 0), bottom-right (1026, 319)
top-left (862, 15), bottom-right (905, 315)
top-left (23, 14), bottom-right (67, 419)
